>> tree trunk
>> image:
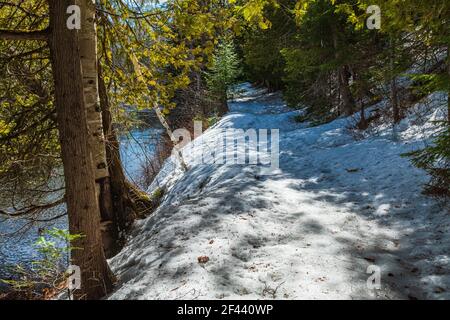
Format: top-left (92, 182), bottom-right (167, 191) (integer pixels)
top-left (391, 72), bottom-right (400, 124)
top-left (79, 0), bottom-right (118, 257)
top-left (98, 65), bottom-right (133, 231)
top-left (331, 25), bottom-right (355, 116)
top-left (48, 0), bottom-right (113, 299)
top-left (79, 0), bottom-right (109, 182)
top-left (357, 102), bottom-right (368, 130)
top-left (98, 64), bottom-right (154, 233)
top-left (390, 37), bottom-right (400, 124)
top-left (217, 96), bottom-right (229, 116)
top-left (338, 65), bottom-right (355, 116)
top-left (447, 45), bottom-right (450, 125)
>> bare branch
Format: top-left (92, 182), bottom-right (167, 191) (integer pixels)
top-left (0, 198), bottom-right (65, 217)
top-left (0, 28), bottom-right (50, 41)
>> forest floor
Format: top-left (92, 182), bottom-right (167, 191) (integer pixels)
top-left (108, 83), bottom-right (449, 300)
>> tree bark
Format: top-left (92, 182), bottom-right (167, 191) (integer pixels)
top-left (390, 37), bottom-right (400, 124)
top-left (338, 65), bottom-right (355, 116)
top-left (357, 102), bottom-right (368, 130)
top-left (447, 45), bottom-right (450, 125)
top-left (48, 0), bottom-right (113, 299)
top-left (98, 65), bottom-right (132, 232)
top-left (0, 29), bottom-right (49, 41)
top-left (331, 25), bottom-right (355, 116)
top-left (98, 64), bottom-right (155, 240)
top-left (79, 0), bottom-right (108, 181)
top-left (78, 0), bottom-right (118, 257)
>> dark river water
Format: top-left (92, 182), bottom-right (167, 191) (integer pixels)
top-left (0, 128), bottom-right (162, 286)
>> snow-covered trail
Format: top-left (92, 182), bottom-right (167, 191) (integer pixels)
top-left (109, 84), bottom-right (449, 300)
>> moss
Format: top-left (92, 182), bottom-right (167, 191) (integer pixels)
top-left (151, 187), bottom-right (164, 201)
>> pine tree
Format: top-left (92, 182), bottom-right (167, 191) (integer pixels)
top-left (282, 0), bottom-right (365, 119)
top-left (359, 0), bottom-right (450, 197)
top-left (241, 0), bottom-right (296, 91)
top-left (206, 38), bottom-right (242, 115)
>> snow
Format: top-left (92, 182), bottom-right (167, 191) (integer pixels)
top-left (108, 83), bottom-right (449, 300)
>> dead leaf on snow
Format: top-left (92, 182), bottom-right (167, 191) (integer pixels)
top-left (198, 256), bottom-right (209, 264)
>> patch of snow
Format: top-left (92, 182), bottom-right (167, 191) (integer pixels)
top-left (108, 83), bottom-right (449, 300)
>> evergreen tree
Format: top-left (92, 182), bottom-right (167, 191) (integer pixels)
top-left (206, 37), bottom-right (242, 115)
top-left (241, 0), bottom-right (296, 91)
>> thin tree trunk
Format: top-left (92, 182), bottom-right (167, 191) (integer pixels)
top-left (354, 72), bottom-right (368, 130)
top-left (338, 65), bottom-right (355, 116)
top-left (390, 37), bottom-right (400, 123)
top-left (98, 65), bottom-right (132, 231)
top-left (79, 0), bottom-right (109, 182)
top-left (447, 45), bottom-right (450, 125)
top-left (98, 64), bottom-right (154, 233)
top-left (391, 72), bottom-right (400, 123)
top-left (331, 25), bottom-right (355, 116)
top-left (79, 0), bottom-right (117, 257)
top-left (48, 0), bottom-right (113, 299)
top-left (128, 54), bottom-right (188, 171)
top-left (358, 101), bottom-right (368, 130)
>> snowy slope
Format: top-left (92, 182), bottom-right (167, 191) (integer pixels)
top-left (108, 83), bottom-right (449, 300)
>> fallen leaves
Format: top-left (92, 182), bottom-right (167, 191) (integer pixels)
top-left (197, 256), bottom-right (209, 264)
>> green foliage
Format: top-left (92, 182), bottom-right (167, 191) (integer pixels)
top-left (234, 0), bottom-right (277, 29)
top-left (407, 125), bottom-right (450, 197)
top-left (241, 0), bottom-right (296, 91)
top-left (34, 228), bottom-right (83, 267)
top-left (151, 187), bottom-right (165, 201)
top-left (98, 0), bottom-right (236, 118)
top-left (409, 73), bottom-right (450, 97)
top-left (0, 1), bottom-right (59, 205)
top-left (358, 0), bottom-right (450, 199)
top-left (206, 38), bottom-right (242, 104)
top-left (0, 0), bottom-right (237, 210)
top-left (239, 0), bottom-right (450, 199)
top-left (1, 228), bottom-right (83, 299)
top-left (283, 1), bottom-right (364, 111)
